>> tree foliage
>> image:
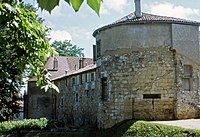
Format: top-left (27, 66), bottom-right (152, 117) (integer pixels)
top-left (37, 0), bottom-right (102, 15)
top-left (0, 1), bottom-right (56, 121)
top-left (51, 40), bottom-right (84, 57)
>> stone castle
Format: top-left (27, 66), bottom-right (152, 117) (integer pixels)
top-left (25, 0), bottom-right (200, 129)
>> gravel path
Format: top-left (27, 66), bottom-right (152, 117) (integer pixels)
top-left (152, 119), bottom-right (200, 130)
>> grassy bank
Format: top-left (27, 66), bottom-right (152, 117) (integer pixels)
top-left (1, 120), bottom-right (200, 137)
top-left (121, 121), bottom-right (200, 137)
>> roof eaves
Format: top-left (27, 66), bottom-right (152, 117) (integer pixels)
top-left (52, 64), bottom-right (96, 81)
top-left (93, 20), bottom-right (200, 37)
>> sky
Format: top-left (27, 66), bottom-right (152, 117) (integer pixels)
top-left (25, 0), bottom-right (200, 58)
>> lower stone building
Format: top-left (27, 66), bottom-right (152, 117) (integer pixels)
top-left (25, 56), bottom-right (97, 127)
top-left (25, 10), bottom-right (200, 129)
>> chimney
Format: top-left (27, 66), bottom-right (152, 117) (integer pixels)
top-left (79, 58), bottom-right (86, 69)
top-left (135, 0), bottom-right (142, 17)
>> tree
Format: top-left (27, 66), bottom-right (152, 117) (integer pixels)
top-left (0, 1), bottom-right (56, 121)
top-left (37, 0), bottom-right (102, 15)
top-left (51, 40), bottom-right (84, 57)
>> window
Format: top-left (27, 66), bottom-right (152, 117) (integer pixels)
top-left (75, 93), bottom-right (79, 103)
top-left (91, 73), bottom-right (95, 81)
top-left (96, 40), bottom-right (101, 58)
top-left (80, 74), bottom-right (82, 84)
top-left (182, 65), bottom-right (193, 91)
top-left (85, 74), bottom-right (88, 82)
top-left (183, 65), bottom-right (192, 77)
top-left (182, 79), bottom-right (191, 91)
top-left (76, 76), bottom-right (79, 85)
top-left (101, 77), bottom-right (107, 100)
top-left (60, 98), bottom-right (64, 106)
top-left (72, 77), bottom-right (76, 86)
top-left (143, 94), bottom-right (161, 99)
top-left (53, 58), bottom-right (58, 69)
top-left (91, 81), bottom-right (95, 91)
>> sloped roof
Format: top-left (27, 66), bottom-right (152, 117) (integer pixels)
top-left (93, 12), bottom-right (200, 36)
top-left (51, 64), bottom-right (96, 81)
top-left (29, 56), bottom-right (94, 81)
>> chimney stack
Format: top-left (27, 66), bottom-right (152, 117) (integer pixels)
top-left (135, 0), bottom-right (142, 17)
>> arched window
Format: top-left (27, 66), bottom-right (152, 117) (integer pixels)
top-left (53, 58), bottom-right (58, 69)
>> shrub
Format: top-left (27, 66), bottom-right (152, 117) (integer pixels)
top-left (0, 118), bottom-right (48, 133)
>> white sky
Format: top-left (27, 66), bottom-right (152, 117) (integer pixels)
top-left (25, 0), bottom-right (200, 58)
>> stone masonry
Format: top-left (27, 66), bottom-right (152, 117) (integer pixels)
top-left (96, 47), bottom-right (176, 128)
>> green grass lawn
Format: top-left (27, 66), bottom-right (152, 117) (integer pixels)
top-left (121, 121), bottom-right (200, 137)
top-left (1, 120), bottom-right (200, 137)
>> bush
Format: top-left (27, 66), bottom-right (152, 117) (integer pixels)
top-left (0, 118), bottom-right (48, 133)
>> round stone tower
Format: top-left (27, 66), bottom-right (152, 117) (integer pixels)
top-left (93, 3), bottom-right (200, 129)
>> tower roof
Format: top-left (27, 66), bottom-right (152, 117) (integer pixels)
top-left (93, 12), bottom-right (200, 37)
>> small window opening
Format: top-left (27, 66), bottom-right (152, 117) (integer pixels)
top-left (85, 74), bottom-right (88, 82)
top-left (60, 98), bottom-right (64, 106)
top-left (183, 65), bottom-right (192, 77)
top-left (75, 93), bottom-right (79, 102)
top-left (182, 65), bottom-right (193, 91)
top-left (80, 74), bottom-right (82, 84)
top-left (72, 77), bottom-right (76, 86)
top-left (143, 94), bottom-right (161, 99)
top-left (91, 73), bottom-right (95, 81)
top-left (101, 77), bottom-right (107, 100)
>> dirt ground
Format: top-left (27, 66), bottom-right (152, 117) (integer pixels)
top-left (152, 119), bottom-right (200, 130)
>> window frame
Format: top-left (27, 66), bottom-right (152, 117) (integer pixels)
top-left (182, 65), bottom-right (193, 91)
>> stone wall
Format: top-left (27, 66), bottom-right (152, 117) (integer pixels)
top-left (96, 47), bottom-right (177, 128)
top-left (54, 70), bottom-right (98, 127)
top-left (27, 82), bottom-right (53, 119)
top-left (175, 54), bottom-right (200, 119)
top-left (27, 70), bottom-right (98, 128)
top-left (95, 46), bottom-right (200, 128)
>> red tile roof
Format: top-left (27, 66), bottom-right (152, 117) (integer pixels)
top-left (93, 12), bottom-right (200, 36)
top-left (52, 64), bottom-right (96, 81)
top-left (29, 56), bottom-right (94, 81)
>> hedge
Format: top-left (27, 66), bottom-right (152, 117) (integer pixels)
top-left (0, 118), bottom-right (48, 133)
